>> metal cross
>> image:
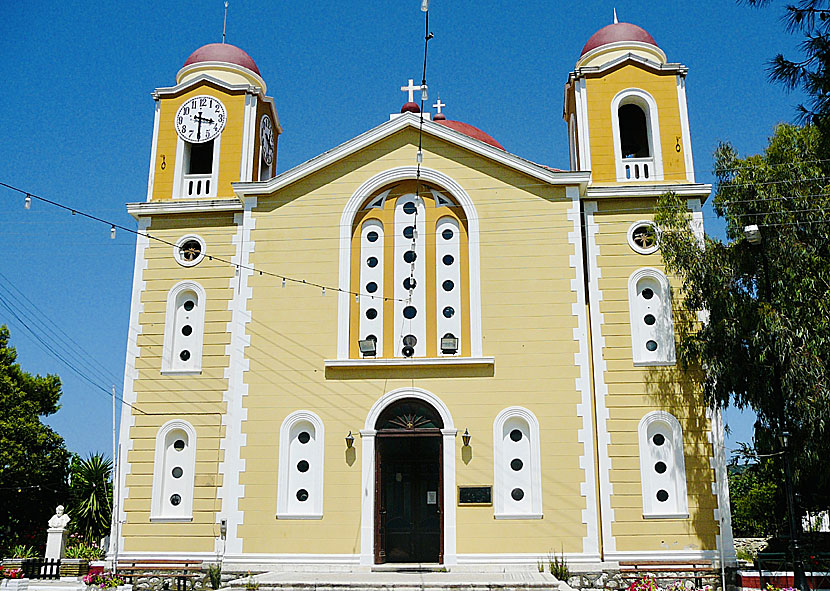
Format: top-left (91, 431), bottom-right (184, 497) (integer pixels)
top-left (432, 97), bottom-right (446, 114)
top-left (401, 79), bottom-right (420, 103)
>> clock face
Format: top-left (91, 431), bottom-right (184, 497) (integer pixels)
top-left (260, 115), bottom-right (274, 166)
top-left (175, 95), bottom-right (227, 144)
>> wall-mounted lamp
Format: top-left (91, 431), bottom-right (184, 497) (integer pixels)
top-left (462, 428), bottom-right (471, 447)
top-left (345, 431), bottom-right (355, 449)
top-left (219, 518), bottom-right (227, 538)
top-left (441, 334), bottom-right (459, 355)
top-left (780, 430), bottom-right (790, 450)
top-left (358, 339), bottom-right (377, 357)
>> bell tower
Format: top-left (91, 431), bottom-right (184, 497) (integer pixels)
top-left (146, 43), bottom-right (282, 202)
top-left (563, 20), bottom-right (695, 185)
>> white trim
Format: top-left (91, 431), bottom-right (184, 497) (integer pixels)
top-left (637, 411), bottom-right (689, 518)
top-left (568, 113), bottom-right (578, 171)
top-left (676, 75), bottom-right (696, 183)
top-left (109, 217), bottom-right (150, 559)
top-left (493, 407), bottom-right (543, 519)
top-left (360, 388), bottom-right (457, 566)
top-left (575, 77), bottom-right (592, 173)
top-left (709, 407), bottom-right (737, 565)
top-left (573, 52), bottom-right (684, 78)
top-left (335, 167), bottom-right (484, 360)
top-left (604, 549), bottom-right (720, 562)
top-left (587, 183), bottom-right (711, 198)
top-left (217, 199), bottom-right (257, 555)
top-left (233, 113), bottom-right (590, 199)
top-left (628, 267), bottom-right (677, 366)
top-left (239, 93), bottom-right (256, 183)
top-left (150, 419), bottom-right (197, 521)
top-left (567, 186), bottom-right (599, 555)
top-left (160, 280), bottom-right (206, 374)
top-left (171, 66), bottom-right (268, 96)
top-left (127, 199), bottom-right (243, 218)
top-left (627, 220), bottom-right (659, 255)
top-left (173, 234), bottom-right (207, 267)
top-left (611, 88), bottom-right (664, 182)
top-left (146, 101), bottom-right (161, 202)
top-left (276, 410), bottom-right (325, 520)
top-left (687, 198), bottom-right (705, 246)
top-left (576, 41), bottom-right (668, 69)
top-left (324, 356), bottom-right (494, 369)
top-left (583, 201), bottom-right (616, 554)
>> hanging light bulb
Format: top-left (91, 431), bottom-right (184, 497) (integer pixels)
top-left (417, 150), bottom-right (423, 164)
top-left (322, 287), bottom-right (326, 296)
top-left (355, 293), bottom-right (359, 303)
top-left (24, 194), bottom-right (31, 209)
top-left (282, 277), bottom-right (286, 288)
top-left (420, 84), bottom-right (428, 102)
top-left (110, 225), bottom-right (116, 239)
top-left (421, 0), bottom-right (429, 12)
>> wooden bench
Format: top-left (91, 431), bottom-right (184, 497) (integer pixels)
top-left (116, 560), bottom-right (203, 591)
top-left (618, 560), bottom-right (718, 589)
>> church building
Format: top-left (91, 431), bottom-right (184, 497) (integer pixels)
top-left (113, 18), bottom-right (734, 571)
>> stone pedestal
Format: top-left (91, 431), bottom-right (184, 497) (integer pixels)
top-left (45, 527), bottom-right (67, 559)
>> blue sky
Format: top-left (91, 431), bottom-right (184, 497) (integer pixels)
top-left (0, 1), bottom-right (803, 458)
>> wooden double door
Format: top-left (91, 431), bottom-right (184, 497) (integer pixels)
top-left (375, 434), bottom-right (442, 564)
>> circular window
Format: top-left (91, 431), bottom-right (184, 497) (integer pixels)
top-left (181, 325), bottom-right (193, 336)
top-left (298, 431), bottom-right (311, 444)
top-left (173, 439), bottom-right (186, 451)
top-left (403, 306), bottom-right (417, 319)
top-left (403, 226), bottom-right (415, 239)
top-left (367, 257), bottom-right (379, 268)
top-left (510, 458), bottom-right (523, 471)
top-left (179, 350), bottom-right (191, 361)
top-left (627, 221), bottom-right (659, 254)
top-left (442, 254), bottom-right (454, 266)
top-left (172, 467), bottom-right (183, 479)
top-left (366, 282), bottom-right (378, 293)
top-left (511, 488), bottom-right (525, 501)
top-left (170, 494), bottom-right (181, 506)
top-left (403, 277), bottom-right (416, 290)
top-left (296, 489), bottom-right (309, 502)
top-left (646, 340), bottom-right (658, 352)
top-left (403, 202), bottom-right (417, 215)
top-left (441, 228), bottom-right (454, 241)
top-left (644, 314), bottom-right (656, 326)
top-left (403, 250), bottom-right (417, 263)
top-left (442, 306), bottom-right (455, 318)
top-left (366, 308), bottom-right (378, 320)
top-left (367, 231), bottom-right (379, 242)
top-left (366, 334), bottom-right (377, 343)
top-left (402, 334), bottom-right (418, 347)
top-left (509, 429), bottom-right (523, 442)
top-left (183, 300), bottom-right (195, 312)
top-left (297, 460), bottom-right (309, 473)
top-left (654, 461), bottom-right (667, 474)
top-left (656, 489), bottom-right (669, 503)
top-left (641, 288), bottom-right (654, 300)
top-left (174, 235), bottom-right (206, 267)
top-left (442, 280), bottom-right (454, 292)
top-left (652, 433), bottom-right (665, 446)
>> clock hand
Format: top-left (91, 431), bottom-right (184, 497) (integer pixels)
top-left (196, 110), bottom-right (203, 140)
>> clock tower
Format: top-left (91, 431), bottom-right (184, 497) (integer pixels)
top-left (146, 42), bottom-right (281, 202)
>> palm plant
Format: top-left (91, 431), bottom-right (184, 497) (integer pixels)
top-left (68, 454), bottom-right (112, 544)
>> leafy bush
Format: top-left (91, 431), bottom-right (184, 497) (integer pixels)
top-left (207, 563), bottom-right (222, 590)
top-left (11, 545), bottom-right (37, 558)
top-left (548, 549), bottom-right (570, 580)
top-left (83, 571), bottom-right (123, 588)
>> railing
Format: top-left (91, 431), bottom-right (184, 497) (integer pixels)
top-left (182, 174), bottom-right (212, 198)
top-left (20, 558), bottom-right (61, 579)
top-left (620, 157), bottom-right (654, 181)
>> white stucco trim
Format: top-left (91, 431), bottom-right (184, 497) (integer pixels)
top-left (575, 77), bottom-right (592, 173)
top-left (127, 199), bottom-right (243, 218)
top-left (637, 411), bottom-right (689, 518)
top-left (276, 410), bottom-right (325, 520)
top-left (567, 186), bottom-right (599, 555)
top-left (360, 388), bottom-right (457, 566)
top-left (160, 280), bottom-right (206, 374)
top-left (576, 41), bottom-right (669, 70)
top-left (493, 406), bottom-right (543, 519)
top-left (217, 198), bottom-right (257, 555)
top-left (173, 130), bottom-right (223, 199)
top-left (605, 549), bottom-right (720, 562)
top-left (109, 217), bottom-right (150, 560)
top-left (611, 88), bottom-right (664, 182)
top-left (324, 356), bottom-right (494, 368)
top-left (586, 183), bottom-right (711, 199)
top-left (676, 75), bottom-right (696, 183)
top-left (336, 166), bottom-right (484, 360)
top-left (150, 419), bottom-right (197, 521)
top-left (239, 93), bottom-right (257, 183)
top-left (583, 201), bottom-right (616, 554)
top-left (709, 407), bottom-right (737, 565)
top-left (627, 220), bottom-right (660, 255)
top-left (173, 234), bottom-right (207, 267)
top-left (146, 101), bottom-right (161, 202)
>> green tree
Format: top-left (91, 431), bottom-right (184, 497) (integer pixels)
top-left (67, 453), bottom-right (112, 543)
top-left (655, 123), bottom-right (830, 513)
top-left (0, 325), bottom-right (70, 555)
top-left (729, 443), bottom-right (785, 537)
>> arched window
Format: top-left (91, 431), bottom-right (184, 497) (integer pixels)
top-left (611, 89), bottom-right (663, 182)
top-left (638, 411), bottom-right (689, 518)
top-left (151, 420), bottom-right (196, 521)
top-left (346, 180), bottom-right (474, 359)
top-left (277, 411), bottom-right (325, 519)
top-left (493, 407), bottom-right (542, 519)
top-left (628, 268), bottom-right (676, 366)
top-left (162, 281), bottom-right (206, 374)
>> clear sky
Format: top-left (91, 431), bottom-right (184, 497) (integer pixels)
top-left (0, 1), bottom-right (804, 459)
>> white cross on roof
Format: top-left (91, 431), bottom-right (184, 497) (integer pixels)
top-left (401, 79), bottom-right (420, 103)
top-left (432, 97), bottom-right (446, 114)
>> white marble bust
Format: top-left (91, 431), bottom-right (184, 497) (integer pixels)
top-left (48, 505), bottom-right (70, 529)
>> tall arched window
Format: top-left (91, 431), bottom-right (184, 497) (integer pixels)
top-left (638, 411), bottom-right (689, 518)
top-left (162, 281), bottom-right (206, 373)
top-left (493, 407), bottom-right (543, 519)
top-left (611, 89), bottom-right (663, 182)
top-left (151, 420), bottom-right (197, 521)
top-left (277, 411), bottom-right (325, 519)
top-left (628, 268), bottom-right (676, 366)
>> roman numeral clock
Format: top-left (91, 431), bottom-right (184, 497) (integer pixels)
top-left (175, 95), bottom-right (227, 143)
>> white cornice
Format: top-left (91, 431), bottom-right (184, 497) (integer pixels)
top-left (569, 52), bottom-right (687, 84)
top-left (586, 183), bottom-right (711, 200)
top-left (233, 113), bottom-right (590, 199)
top-left (153, 73), bottom-right (264, 100)
top-left (126, 199), bottom-right (243, 218)
top-left (175, 61), bottom-right (267, 92)
top-left (324, 356), bottom-right (494, 369)
top-left (577, 41), bottom-right (668, 69)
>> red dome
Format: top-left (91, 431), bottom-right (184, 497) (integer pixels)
top-left (183, 43), bottom-right (260, 75)
top-left (433, 113), bottom-right (447, 121)
top-left (401, 102), bottom-right (421, 113)
top-left (580, 22), bottom-right (658, 56)
top-left (435, 119), bottom-right (504, 151)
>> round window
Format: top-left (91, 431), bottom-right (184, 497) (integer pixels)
top-left (170, 494), bottom-right (181, 506)
top-left (366, 308), bottom-right (378, 320)
top-left (367, 231), bottom-right (379, 242)
top-left (656, 489), bottom-right (669, 502)
top-left (627, 221), bottom-right (659, 254)
top-left (509, 429), bottom-right (523, 442)
top-left (296, 489), bottom-right (309, 502)
top-left (442, 228), bottom-right (454, 241)
top-left (646, 340), bottom-right (658, 351)
top-left (442, 280), bottom-right (454, 292)
top-left (173, 439), bottom-right (186, 451)
top-left (403, 250), bottom-right (417, 263)
top-left (175, 236), bottom-right (206, 267)
top-left (366, 282), bottom-right (378, 293)
top-left (654, 461), bottom-right (667, 474)
top-left (403, 277), bottom-right (417, 290)
top-left (442, 306), bottom-right (455, 318)
top-left (297, 460), bottom-right (309, 473)
top-left (403, 226), bottom-right (415, 239)
top-left (644, 314), bottom-right (656, 326)
top-left (180, 240), bottom-right (201, 261)
top-left (403, 202), bottom-right (417, 215)
top-left (183, 300), bottom-right (195, 312)
top-left (403, 306), bottom-right (417, 319)
top-left (298, 431), bottom-right (311, 444)
top-left (172, 467), bottom-right (183, 479)
top-left (179, 350), bottom-right (191, 361)
top-left (367, 257), bottom-right (379, 268)
top-left (511, 488), bottom-right (524, 501)
top-left (641, 288), bottom-right (654, 300)
top-left (442, 254), bottom-right (454, 266)
top-left (652, 433), bottom-right (665, 446)
top-left (181, 325), bottom-right (193, 336)
top-left (510, 458), bottom-right (523, 471)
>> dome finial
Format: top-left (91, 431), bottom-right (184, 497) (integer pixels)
top-left (613, 8), bottom-right (618, 24)
top-left (222, 1), bottom-right (229, 44)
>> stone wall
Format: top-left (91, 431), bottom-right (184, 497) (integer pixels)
top-left (565, 568), bottom-right (731, 591)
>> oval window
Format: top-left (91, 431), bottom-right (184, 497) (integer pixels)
top-left (297, 460), bottom-right (309, 473)
top-left (296, 489), bottom-right (309, 502)
top-left (652, 433), bottom-right (665, 446)
top-left (403, 250), bottom-right (417, 263)
top-left (441, 228), bottom-right (454, 241)
top-left (298, 431), bottom-right (311, 444)
top-left (170, 494), bottom-right (182, 506)
top-left (509, 429), bottom-right (523, 442)
top-left (403, 202), bottom-right (417, 215)
top-left (366, 282), bottom-right (378, 293)
top-left (179, 350), bottom-right (191, 361)
top-left (442, 254), bottom-right (454, 266)
top-left (367, 231), bottom-right (379, 243)
top-left (181, 325), bottom-right (193, 336)
top-left (403, 226), bottom-right (415, 239)
top-left (510, 458), bottom-right (523, 471)
top-left (173, 439), bottom-right (186, 451)
top-left (172, 467), bottom-right (183, 479)
top-left (511, 488), bottom-right (524, 501)
top-left (442, 306), bottom-right (454, 318)
top-left (367, 257), bottom-right (378, 268)
top-left (403, 306), bottom-right (417, 319)
top-left (183, 300), bottom-right (195, 312)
